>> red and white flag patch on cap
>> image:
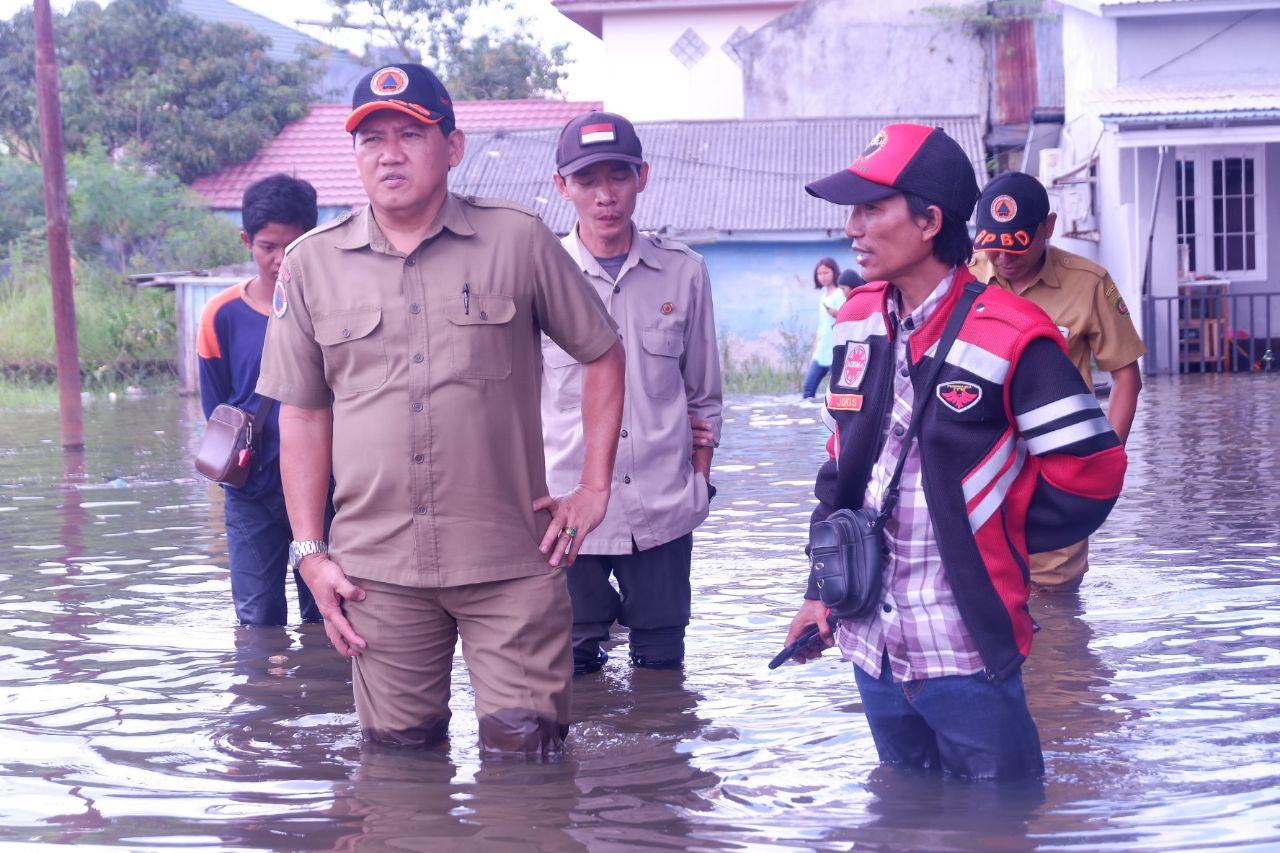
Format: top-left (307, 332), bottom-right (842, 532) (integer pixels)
top-left (580, 123), bottom-right (616, 145)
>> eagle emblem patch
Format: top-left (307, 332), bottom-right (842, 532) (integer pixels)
top-left (937, 381), bottom-right (982, 413)
top-left (838, 342), bottom-right (870, 389)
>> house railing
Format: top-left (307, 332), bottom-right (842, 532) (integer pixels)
top-left (1142, 289), bottom-right (1278, 376)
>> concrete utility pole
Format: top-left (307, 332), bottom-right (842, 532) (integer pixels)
top-left (33, 0), bottom-right (85, 450)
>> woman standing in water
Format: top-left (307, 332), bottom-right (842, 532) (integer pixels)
top-left (801, 257), bottom-right (845, 399)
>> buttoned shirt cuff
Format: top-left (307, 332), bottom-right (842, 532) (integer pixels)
top-left (254, 376), bottom-right (331, 410)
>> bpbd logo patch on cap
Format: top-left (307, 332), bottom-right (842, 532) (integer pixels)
top-left (990, 195), bottom-right (1018, 223)
top-left (580, 123), bottom-right (617, 145)
top-left (371, 67), bottom-right (409, 97)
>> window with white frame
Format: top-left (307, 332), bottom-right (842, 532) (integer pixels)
top-left (1174, 146), bottom-right (1267, 279)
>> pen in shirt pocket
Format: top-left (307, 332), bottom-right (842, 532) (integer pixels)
top-left (462, 282), bottom-right (470, 315)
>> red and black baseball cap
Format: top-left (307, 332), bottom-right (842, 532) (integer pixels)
top-left (805, 123), bottom-right (980, 222)
top-left (556, 111), bottom-right (644, 176)
top-left (345, 64), bottom-right (455, 134)
top-left (973, 171), bottom-right (1051, 254)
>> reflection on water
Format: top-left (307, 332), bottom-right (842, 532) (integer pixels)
top-left (0, 375), bottom-right (1278, 849)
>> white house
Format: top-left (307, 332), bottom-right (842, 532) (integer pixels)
top-left (552, 0), bottom-right (799, 120)
top-left (1057, 0), bottom-right (1280, 374)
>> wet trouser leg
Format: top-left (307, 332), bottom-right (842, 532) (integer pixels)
top-left (566, 553), bottom-right (621, 671)
top-left (224, 489), bottom-right (322, 625)
top-left (447, 570), bottom-right (573, 758)
top-left (345, 577), bottom-right (456, 748)
top-left (346, 572), bottom-right (572, 759)
top-left (853, 654), bottom-right (1044, 780)
top-left (801, 360), bottom-right (830, 399)
top-left (225, 490), bottom-right (290, 626)
top-left (614, 533), bottom-right (693, 665)
top-left (1029, 538), bottom-right (1089, 590)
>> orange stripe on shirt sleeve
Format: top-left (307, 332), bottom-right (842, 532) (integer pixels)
top-left (196, 284), bottom-right (245, 360)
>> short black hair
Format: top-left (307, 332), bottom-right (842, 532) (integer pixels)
top-left (903, 191), bottom-right (973, 268)
top-left (241, 174), bottom-right (319, 239)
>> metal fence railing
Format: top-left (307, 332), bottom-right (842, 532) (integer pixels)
top-left (1142, 290), bottom-right (1278, 376)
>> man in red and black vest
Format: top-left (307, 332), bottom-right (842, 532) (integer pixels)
top-left (784, 124), bottom-right (1128, 780)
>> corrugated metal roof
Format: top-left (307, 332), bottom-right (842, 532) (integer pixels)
top-left (193, 111), bottom-right (987, 237)
top-left (191, 101), bottom-right (606, 208)
top-left (1097, 78), bottom-right (1280, 119)
top-left (453, 115), bottom-right (987, 237)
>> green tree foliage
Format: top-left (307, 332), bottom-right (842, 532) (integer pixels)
top-left (445, 31), bottom-right (568, 100)
top-left (1, 147), bottom-right (243, 274)
top-left (328, 0), bottom-right (568, 98)
top-left (0, 0), bottom-right (313, 181)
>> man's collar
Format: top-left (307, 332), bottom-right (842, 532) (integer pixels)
top-left (888, 268), bottom-right (955, 331)
top-left (566, 223), bottom-right (661, 279)
top-left (982, 245), bottom-right (1059, 291)
top-left (335, 193), bottom-right (476, 252)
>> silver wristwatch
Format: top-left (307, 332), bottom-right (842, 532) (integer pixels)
top-left (288, 539), bottom-right (328, 571)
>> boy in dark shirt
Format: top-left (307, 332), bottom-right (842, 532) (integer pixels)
top-left (197, 174), bottom-right (320, 626)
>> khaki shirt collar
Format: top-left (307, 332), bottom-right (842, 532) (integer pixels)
top-left (986, 245), bottom-right (1063, 293)
top-left (566, 222), bottom-right (663, 281)
top-left (334, 193), bottom-right (477, 253)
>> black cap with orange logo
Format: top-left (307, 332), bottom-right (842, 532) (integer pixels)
top-left (805, 123), bottom-right (980, 222)
top-left (345, 64), bottom-right (455, 134)
top-left (973, 171), bottom-right (1051, 255)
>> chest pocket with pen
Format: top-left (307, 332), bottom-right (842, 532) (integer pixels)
top-left (444, 292), bottom-right (517, 380)
top-left (314, 307), bottom-right (388, 396)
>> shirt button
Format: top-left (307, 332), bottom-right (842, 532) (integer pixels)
top-left (613, 285), bottom-right (620, 294)
top-left (413, 353), bottom-right (424, 363)
top-left (409, 303), bottom-right (421, 315)
top-left (623, 475), bottom-right (632, 484)
top-left (341, 328), bottom-right (350, 338)
top-left (413, 453), bottom-right (424, 464)
top-left (883, 602), bottom-right (893, 614)
top-left (411, 401), bottom-right (423, 413)
top-left (620, 429), bottom-right (628, 438)
top-left (893, 424), bottom-right (905, 437)
top-left (899, 365), bottom-right (909, 378)
top-left (406, 258), bottom-right (416, 267)
top-left (414, 505), bottom-right (427, 515)
top-left (479, 310), bottom-right (489, 321)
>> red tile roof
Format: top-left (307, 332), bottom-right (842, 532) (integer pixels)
top-left (191, 100), bottom-right (603, 209)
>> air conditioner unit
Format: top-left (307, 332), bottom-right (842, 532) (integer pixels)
top-left (1040, 148), bottom-right (1064, 184)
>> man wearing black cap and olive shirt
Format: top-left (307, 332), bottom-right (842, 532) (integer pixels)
top-left (783, 124), bottom-right (1128, 779)
top-left (257, 64), bottom-right (625, 757)
top-left (969, 172), bottom-right (1146, 590)
top-left (542, 112), bottom-right (723, 675)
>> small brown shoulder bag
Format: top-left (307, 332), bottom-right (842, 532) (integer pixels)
top-left (195, 397), bottom-right (274, 488)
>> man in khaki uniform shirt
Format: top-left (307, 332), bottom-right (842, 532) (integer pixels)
top-left (969, 171), bottom-right (1145, 589)
top-left (257, 64), bottom-right (625, 757)
top-left (543, 112), bottom-right (723, 673)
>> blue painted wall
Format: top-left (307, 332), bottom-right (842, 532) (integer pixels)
top-left (694, 239), bottom-right (857, 347)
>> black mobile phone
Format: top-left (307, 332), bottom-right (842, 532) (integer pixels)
top-left (768, 620), bottom-right (832, 670)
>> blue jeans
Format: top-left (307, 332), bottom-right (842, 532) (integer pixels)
top-left (802, 360), bottom-right (830, 399)
top-left (853, 655), bottom-right (1044, 780)
top-left (224, 489), bottom-right (320, 626)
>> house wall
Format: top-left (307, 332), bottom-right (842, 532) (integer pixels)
top-left (740, 0), bottom-right (989, 119)
top-left (599, 6), bottom-right (791, 121)
top-left (1115, 10), bottom-right (1280, 82)
top-left (695, 239), bottom-right (857, 360)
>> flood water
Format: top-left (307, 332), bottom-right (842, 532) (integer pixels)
top-left (0, 375), bottom-right (1278, 850)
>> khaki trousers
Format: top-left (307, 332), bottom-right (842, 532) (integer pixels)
top-left (1029, 538), bottom-right (1089, 590)
top-left (345, 569), bottom-right (572, 758)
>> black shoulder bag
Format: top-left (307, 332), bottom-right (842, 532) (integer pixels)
top-left (808, 280), bottom-right (985, 620)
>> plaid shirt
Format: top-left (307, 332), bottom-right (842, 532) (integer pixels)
top-left (838, 270), bottom-right (986, 682)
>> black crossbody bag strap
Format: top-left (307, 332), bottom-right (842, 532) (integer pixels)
top-left (247, 395), bottom-right (276, 450)
top-left (875, 279), bottom-right (986, 528)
